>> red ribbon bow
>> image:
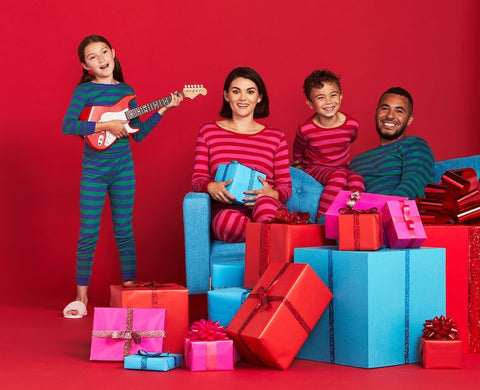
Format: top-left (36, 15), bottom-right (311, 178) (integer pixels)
top-left (338, 207), bottom-right (378, 215)
top-left (268, 208), bottom-right (310, 224)
top-left (188, 319), bottom-right (228, 341)
top-left (422, 315), bottom-right (459, 340)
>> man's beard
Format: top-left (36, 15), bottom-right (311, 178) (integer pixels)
top-left (376, 123), bottom-right (407, 141)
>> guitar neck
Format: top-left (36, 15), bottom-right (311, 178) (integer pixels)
top-left (125, 91), bottom-right (185, 120)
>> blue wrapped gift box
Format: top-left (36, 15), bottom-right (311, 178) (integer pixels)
top-left (214, 160), bottom-right (266, 205)
top-left (211, 261), bottom-right (245, 289)
top-left (124, 350), bottom-right (183, 371)
top-left (294, 246), bottom-right (446, 368)
top-left (208, 287), bottom-right (250, 327)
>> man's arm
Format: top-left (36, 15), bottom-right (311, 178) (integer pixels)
top-left (393, 137), bottom-right (434, 199)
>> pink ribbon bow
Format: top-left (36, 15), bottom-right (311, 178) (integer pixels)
top-left (188, 319), bottom-right (228, 341)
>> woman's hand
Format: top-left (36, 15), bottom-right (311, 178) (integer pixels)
top-left (158, 92), bottom-right (184, 115)
top-left (95, 120), bottom-right (129, 138)
top-left (207, 179), bottom-right (235, 204)
top-left (243, 176), bottom-right (279, 207)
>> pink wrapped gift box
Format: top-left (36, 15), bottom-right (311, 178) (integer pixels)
top-left (325, 190), bottom-right (407, 239)
top-left (90, 307), bottom-right (166, 361)
top-left (382, 200), bottom-right (427, 249)
top-left (184, 338), bottom-right (238, 371)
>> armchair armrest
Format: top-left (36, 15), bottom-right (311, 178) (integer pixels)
top-left (183, 192), bottom-right (212, 294)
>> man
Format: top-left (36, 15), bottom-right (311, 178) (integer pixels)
top-left (350, 87), bottom-right (434, 199)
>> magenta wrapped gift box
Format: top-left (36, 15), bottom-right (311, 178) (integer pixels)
top-left (90, 307), bottom-right (166, 361)
top-left (325, 190), bottom-right (407, 239)
top-left (184, 338), bottom-right (238, 371)
top-left (382, 200), bottom-right (427, 249)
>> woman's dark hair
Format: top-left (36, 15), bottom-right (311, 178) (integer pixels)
top-left (77, 35), bottom-right (124, 84)
top-left (219, 67), bottom-right (270, 118)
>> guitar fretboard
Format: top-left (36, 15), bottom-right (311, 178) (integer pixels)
top-left (125, 92), bottom-right (185, 120)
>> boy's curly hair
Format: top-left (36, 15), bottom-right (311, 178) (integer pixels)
top-left (303, 69), bottom-right (341, 100)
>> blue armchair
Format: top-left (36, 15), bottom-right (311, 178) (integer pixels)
top-left (183, 167), bottom-right (324, 294)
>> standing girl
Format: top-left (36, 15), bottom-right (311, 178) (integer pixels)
top-left (62, 35), bottom-right (183, 318)
top-left (192, 67), bottom-right (292, 243)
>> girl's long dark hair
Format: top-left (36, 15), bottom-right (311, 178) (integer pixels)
top-left (77, 35), bottom-right (124, 84)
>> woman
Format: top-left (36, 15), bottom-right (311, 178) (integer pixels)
top-left (192, 67), bottom-right (292, 242)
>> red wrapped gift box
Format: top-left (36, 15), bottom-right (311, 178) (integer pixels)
top-left (338, 209), bottom-right (383, 250)
top-left (227, 263), bottom-right (332, 370)
top-left (423, 225), bottom-right (480, 353)
top-left (110, 282), bottom-right (188, 354)
top-left (244, 222), bottom-right (334, 288)
top-left (418, 338), bottom-right (462, 368)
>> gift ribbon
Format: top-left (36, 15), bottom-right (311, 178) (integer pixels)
top-left (91, 308), bottom-right (165, 356)
top-left (422, 315), bottom-right (459, 340)
top-left (441, 168), bottom-right (478, 195)
top-left (234, 263), bottom-right (311, 364)
top-left (259, 223), bottom-right (273, 277)
top-left (404, 250), bottom-right (410, 364)
top-left (268, 208), bottom-right (311, 225)
top-left (328, 250), bottom-right (335, 363)
top-left (469, 227), bottom-right (480, 352)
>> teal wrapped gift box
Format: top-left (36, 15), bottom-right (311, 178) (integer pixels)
top-left (294, 246), bottom-right (446, 368)
top-left (208, 287), bottom-right (250, 327)
top-left (214, 161), bottom-right (266, 205)
top-left (211, 261), bottom-right (245, 289)
top-left (124, 350), bottom-right (182, 371)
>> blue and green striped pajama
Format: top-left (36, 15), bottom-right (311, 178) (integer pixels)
top-left (62, 82), bottom-right (162, 285)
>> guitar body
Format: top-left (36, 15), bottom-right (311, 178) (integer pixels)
top-left (81, 95), bottom-right (140, 151)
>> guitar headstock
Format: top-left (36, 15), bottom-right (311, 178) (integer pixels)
top-left (183, 84), bottom-right (208, 99)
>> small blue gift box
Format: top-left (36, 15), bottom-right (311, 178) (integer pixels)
top-left (294, 246), bottom-right (446, 368)
top-left (208, 287), bottom-right (250, 327)
top-left (211, 261), bottom-right (245, 289)
top-left (124, 350), bottom-right (183, 371)
top-left (214, 160), bottom-right (266, 205)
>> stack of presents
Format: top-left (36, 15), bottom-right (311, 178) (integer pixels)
top-left (88, 163), bottom-right (480, 371)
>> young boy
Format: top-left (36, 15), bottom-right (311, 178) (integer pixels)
top-left (292, 69), bottom-right (364, 221)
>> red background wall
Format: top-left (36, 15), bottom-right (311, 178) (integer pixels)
top-left (1, 1), bottom-right (479, 304)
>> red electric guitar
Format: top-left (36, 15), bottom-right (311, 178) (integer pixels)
top-left (81, 85), bottom-right (207, 151)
